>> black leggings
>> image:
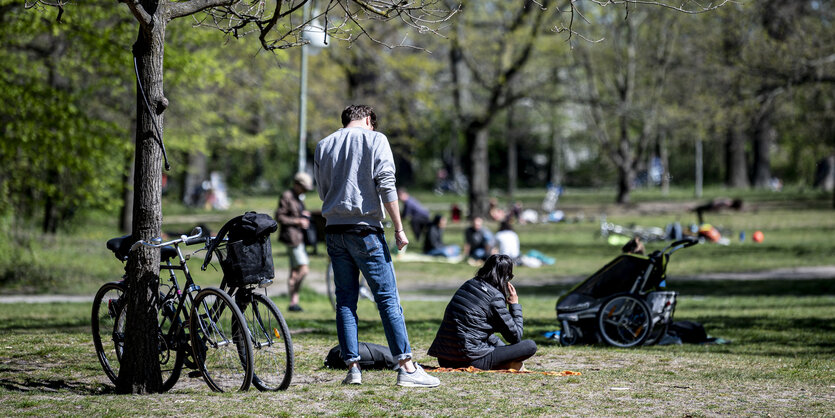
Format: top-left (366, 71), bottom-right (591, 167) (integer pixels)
top-left (438, 340), bottom-right (537, 370)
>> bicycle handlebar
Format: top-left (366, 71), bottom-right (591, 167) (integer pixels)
top-left (662, 236), bottom-right (699, 255)
top-left (130, 227), bottom-right (204, 253)
top-left (200, 236), bottom-right (228, 271)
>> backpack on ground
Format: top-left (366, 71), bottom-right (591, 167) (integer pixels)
top-left (324, 342), bottom-right (397, 370)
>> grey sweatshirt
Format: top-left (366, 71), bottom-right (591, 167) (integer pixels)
top-left (313, 127), bottom-right (398, 228)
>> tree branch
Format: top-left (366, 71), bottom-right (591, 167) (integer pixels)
top-left (167, 0), bottom-right (238, 20)
top-left (117, 0), bottom-right (153, 28)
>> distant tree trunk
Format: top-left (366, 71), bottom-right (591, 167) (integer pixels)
top-left (120, 150), bottom-right (135, 233)
top-left (467, 124), bottom-right (490, 219)
top-left (725, 124), bottom-right (749, 188)
top-left (507, 104), bottom-right (517, 201)
top-left (549, 107), bottom-right (563, 187)
top-left (117, 19), bottom-right (166, 395)
top-left (615, 161), bottom-right (635, 204)
top-left (182, 151), bottom-right (207, 206)
top-left (752, 94), bottom-right (778, 188)
top-left (659, 131), bottom-right (670, 195)
top-left (119, 120), bottom-right (137, 233)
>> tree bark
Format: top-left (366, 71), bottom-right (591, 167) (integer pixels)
top-left (725, 123), bottom-right (749, 188)
top-left (506, 104), bottom-right (517, 201)
top-left (182, 151), bottom-right (208, 206)
top-left (752, 100), bottom-right (776, 188)
top-left (549, 107), bottom-right (562, 187)
top-left (117, 14), bottom-right (166, 394)
top-left (119, 119), bottom-right (136, 233)
top-left (467, 124), bottom-right (490, 219)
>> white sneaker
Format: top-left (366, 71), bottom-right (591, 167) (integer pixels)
top-left (342, 365), bottom-right (362, 385)
top-left (396, 364), bottom-right (440, 388)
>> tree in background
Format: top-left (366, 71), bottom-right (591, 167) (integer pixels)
top-left (24, 0), bottom-right (455, 394)
top-left (0, 0), bottom-right (134, 232)
top-left (574, 6), bottom-right (680, 204)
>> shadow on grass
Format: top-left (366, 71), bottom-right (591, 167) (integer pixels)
top-left (0, 377), bottom-right (108, 395)
top-left (522, 314), bottom-right (835, 357)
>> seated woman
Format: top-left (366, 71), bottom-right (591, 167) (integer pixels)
top-left (428, 254), bottom-right (537, 370)
top-left (423, 214), bottom-right (461, 258)
top-left (494, 221), bottom-right (521, 264)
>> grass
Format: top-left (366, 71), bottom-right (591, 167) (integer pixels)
top-left (1, 288), bottom-right (833, 416)
top-left (3, 186), bottom-right (834, 295)
top-left (1, 186), bottom-right (834, 415)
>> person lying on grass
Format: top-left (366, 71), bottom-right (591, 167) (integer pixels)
top-left (428, 254), bottom-right (537, 370)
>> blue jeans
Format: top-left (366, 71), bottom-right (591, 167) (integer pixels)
top-left (326, 231), bottom-right (412, 366)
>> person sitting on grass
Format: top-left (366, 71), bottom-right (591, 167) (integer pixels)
top-left (428, 254), bottom-right (537, 370)
top-left (423, 214), bottom-right (461, 258)
top-left (463, 216), bottom-right (494, 264)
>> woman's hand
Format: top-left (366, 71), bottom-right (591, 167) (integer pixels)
top-left (507, 282), bottom-right (518, 304)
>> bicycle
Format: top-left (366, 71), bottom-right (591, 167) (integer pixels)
top-left (201, 215), bottom-right (294, 391)
top-left (325, 260), bottom-right (376, 311)
top-left (92, 228), bottom-right (254, 392)
top-left (599, 216), bottom-right (667, 243)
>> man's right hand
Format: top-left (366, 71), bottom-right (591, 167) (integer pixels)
top-left (395, 230), bottom-right (409, 250)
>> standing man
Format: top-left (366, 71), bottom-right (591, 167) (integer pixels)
top-left (313, 105), bottom-right (440, 388)
top-left (397, 188), bottom-right (431, 242)
top-left (276, 172), bottom-right (313, 312)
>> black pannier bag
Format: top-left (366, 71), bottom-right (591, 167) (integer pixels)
top-left (207, 212), bottom-right (278, 287)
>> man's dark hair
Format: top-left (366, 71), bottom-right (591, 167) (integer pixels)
top-left (341, 105), bottom-right (377, 129)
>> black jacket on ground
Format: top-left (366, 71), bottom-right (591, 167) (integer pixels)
top-left (428, 278), bottom-right (524, 361)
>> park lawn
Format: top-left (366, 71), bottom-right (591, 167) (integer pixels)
top-left (4, 188), bottom-right (835, 296)
top-left (1, 288), bottom-right (833, 417)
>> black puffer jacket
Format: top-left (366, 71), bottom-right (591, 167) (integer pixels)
top-left (428, 278), bottom-right (524, 361)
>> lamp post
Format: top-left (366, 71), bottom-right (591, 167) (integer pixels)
top-left (297, 2), bottom-right (328, 173)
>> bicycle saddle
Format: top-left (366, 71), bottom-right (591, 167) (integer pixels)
top-left (106, 235), bottom-right (178, 262)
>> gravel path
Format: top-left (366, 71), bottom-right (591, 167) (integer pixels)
top-left (2, 265), bottom-right (833, 304)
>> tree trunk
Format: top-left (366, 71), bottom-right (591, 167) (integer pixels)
top-left (182, 151), bottom-right (208, 206)
top-left (725, 124), bottom-right (749, 188)
top-left (467, 125), bottom-right (490, 219)
top-left (119, 120), bottom-right (137, 233)
top-left (506, 105), bottom-right (517, 201)
top-left (659, 132), bottom-right (670, 196)
top-left (616, 165), bottom-right (634, 204)
top-left (119, 152), bottom-right (136, 233)
top-left (549, 108), bottom-right (562, 187)
top-left (752, 107), bottom-right (776, 188)
top-left (117, 19), bottom-right (166, 395)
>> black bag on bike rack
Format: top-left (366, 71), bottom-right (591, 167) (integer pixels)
top-left (208, 212), bottom-right (278, 287)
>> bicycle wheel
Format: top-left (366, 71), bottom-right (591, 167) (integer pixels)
top-left (239, 293), bottom-right (294, 391)
top-left (326, 261), bottom-right (375, 311)
top-left (597, 294), bottom-right (653, 348)
top-left (189, 287), bottom-right (253, 392)
top-left (91, 282), bottom-right (126, 385)
top-left (325, 262), bottom-right (337, 310)
top-left (157, 294), bottom-right (185, 391)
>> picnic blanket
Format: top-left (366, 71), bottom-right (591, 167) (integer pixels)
top-left (394, 251), bottom-right (464, 264)
top-left (425, 366), bottom-right (581, 376)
